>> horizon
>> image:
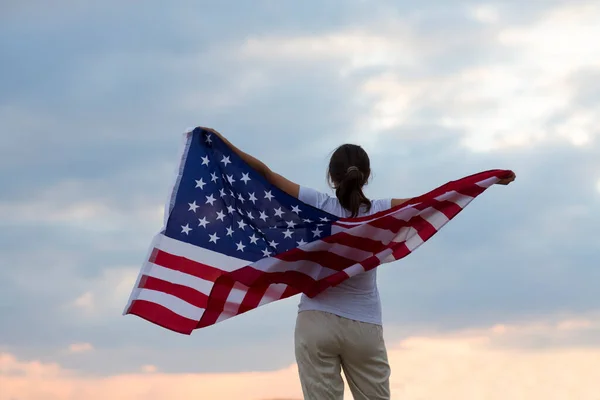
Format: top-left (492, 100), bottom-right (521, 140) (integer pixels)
top-left (1, 1), bottom-right (599, 399)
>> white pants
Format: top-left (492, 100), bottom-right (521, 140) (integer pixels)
top-left (294, 310), bottom-right (391, 400)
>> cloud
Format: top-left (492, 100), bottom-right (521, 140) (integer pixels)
top-left (2, 316), bottom-right (600, 400)
top-left (1, 0), bottom-right (600, 379)
top-left (67, 343), bottom-right (93, 354)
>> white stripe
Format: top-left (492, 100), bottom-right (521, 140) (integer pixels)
top-left (377, 248), bottom-right (395, 263)
top-left (420, 207), bottom-right (450, 231)
top-left (476, 176), bottom-right (499, 188)
top-left (260, 283), bottom-right (289, 305)
top-left (144, 262), bottom-right (214, 295)
top-left (405, 228), bottom-right (424, 251)
top-left (303, 239), bottom-right (374, 262)
top-left (392, 226), bottom-right (414, 243)
top-left (252, 257), bottom-right (337, 280)
top-left (135, 288), bottom-right (205, 321)
top-left (434, 190), bottom-right (473, 208)
top-left (343, 223), bottom-right (403, 244)
top-left (155, 234), bottom-right (250, 271)
top-left (335, 203), bottom-right (419, 227)
top-left (342, 262), bottom-right (366, 278)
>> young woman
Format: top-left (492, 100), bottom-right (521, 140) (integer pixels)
top-left (203, 128), bottom-right (516, 400)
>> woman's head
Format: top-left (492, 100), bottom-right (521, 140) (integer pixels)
top-left (327, 144), bottom-right (372, 217)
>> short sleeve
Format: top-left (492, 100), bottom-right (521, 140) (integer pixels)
top-left (298, 186), bottom-right (330, 210)
top-left (369, 198), bottom-right (392, 214)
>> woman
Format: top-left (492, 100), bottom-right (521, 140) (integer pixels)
top-left (204, 128), bottom-right (516, 400)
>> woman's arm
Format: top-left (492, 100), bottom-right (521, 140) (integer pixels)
top-left (203, 128), bottom-right (300, 198)
top-left (391, 171), bottom-right (516, 208)
top-left (391, 198), bottom-right (411, 207)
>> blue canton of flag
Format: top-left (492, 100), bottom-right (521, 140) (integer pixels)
top-left (163, 127), bottom-right (339, 263)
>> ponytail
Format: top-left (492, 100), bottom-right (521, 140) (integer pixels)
top-left (335, 166), bottom-right (372, 217)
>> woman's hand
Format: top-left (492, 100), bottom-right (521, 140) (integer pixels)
top-left (497, 171), bottom-right (516, 185)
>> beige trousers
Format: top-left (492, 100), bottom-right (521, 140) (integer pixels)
top-left (294, 310), bottom-right (391, 400)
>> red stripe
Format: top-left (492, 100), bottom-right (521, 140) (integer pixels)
top-left (138, 275), bottom-right (209, 309)
top-left (321, 232), bottom-right (386, 254)
top-left (127, 300), bottom-right (197, 335)
top-left (238, 283), bottom-right (269, 314)
top-left (152, 249), bottom-right (225, 283)
top-left (276, 247), bottom-right (356, 272)
top-left (456, 184), bottom-right (487, 198)
top-left (432, 199), bottom-right (464, 220)
top-left (391, 242), bottom-right (411, 260)
top-left (197, 274), bottom-right (236, 328)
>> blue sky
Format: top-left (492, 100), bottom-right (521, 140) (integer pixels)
top-left (1, 1), bottom-right (600, 398)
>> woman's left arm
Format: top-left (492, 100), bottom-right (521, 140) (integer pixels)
top-left (203, 127), bottom-right (300, 198)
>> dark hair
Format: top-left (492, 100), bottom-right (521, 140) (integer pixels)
top-left (327, 144), bottom-right (371, 217)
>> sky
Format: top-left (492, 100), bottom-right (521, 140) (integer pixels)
top-left (1, 1), bottom-right (599, 399)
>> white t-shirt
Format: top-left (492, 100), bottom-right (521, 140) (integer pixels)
top-left (298, 186), bottom-right (392, 326)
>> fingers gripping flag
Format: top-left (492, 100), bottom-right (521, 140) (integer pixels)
top-left (123, 127), bottom-right (513, 334)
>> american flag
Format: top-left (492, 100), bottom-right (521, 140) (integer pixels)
top-left (124, 127), bottom-right (512, 334)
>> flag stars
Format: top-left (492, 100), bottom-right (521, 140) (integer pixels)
top-left (312, 227), bottom-right (323, 237)
top-left (205, 134), bottom-right (213, 144)
top-left (201, 155), bottom-right (210, 166)
top-left (247, 211), bottom-right (255, 220)
top-left (227, 205), bottom-right (236, 214)
top-left (215, 210), bottom-right (226, 221)
top-left (198, 217), bottom-right (210, 228)
top-left (291, 205), bottom-right (302, 214)
top-left (226, 226), bottom-right (234, 236)
top-left (297, 239), bottom-right (308, 247)
top-left (248, 192), bottom-right (257, 204)
top-left (205, 194), bottom-right (216, 206)
top-left (264, 190), bottom-right (274, 201)
top-left (221, 155), bottom-right (231, 166)
top-left (220, 188), bottom-right (227, 197)
top-left (249, 234), bottom-right (259, 244)
top-left (227, 175), bottom-right (236, 184)
top-left (236, 241), bottom-right (246, 252)
top-left (303, 218), bottom-right (313, 223)
top-left (274, 207), bottom-right (284, 218)
top-left (240, 173), bottom-right (251, 184)
top-left (259, 211), bottom-right (269, 222)
top-left (209, 233), bottom-right (220, 244)
top-left (211, 172), bottom-right (219, 182)
top-left (237, 220), bottom-right (248, 230)
top-left (268, 240), bottom-right (279, 249)
top-left (283, 229), bottom-right (293, 239)
top-left (286, 220), bottom-right (297, 229)
top-left (237, 193), bottom-right (245, 203)
top-left (188, 201), bottom-right (199, 212)
top-left (181, 224), bottom-right (192, 235)
top-left (320, 217), bottom-right (330, 222)
top-left (262, 248), bottom-right (273, 257)
top-left (195, 178), bottom-right (206, 189)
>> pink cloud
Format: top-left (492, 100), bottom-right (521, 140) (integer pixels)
top-left (1, 316), bottom-right (599, 400)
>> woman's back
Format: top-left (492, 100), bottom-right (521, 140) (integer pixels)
top-left (297, 186), bottom-right (391, 325)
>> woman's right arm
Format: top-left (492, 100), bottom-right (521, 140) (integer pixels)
top-left (391, 198), bottom-right (411, 207)
top-left (202, 127), bottom-right (300, 198)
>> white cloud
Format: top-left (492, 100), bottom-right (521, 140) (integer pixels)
top-left (233, 1), bottom-right (600, 152)
top-left (67, 267), bottom-right (139, 320)
top-left (67, 343), bottom-right (94, 354)
top-left (0, 179), bottom-right (164, 232)
top-left (468, 4), bottom-right (501, 24)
